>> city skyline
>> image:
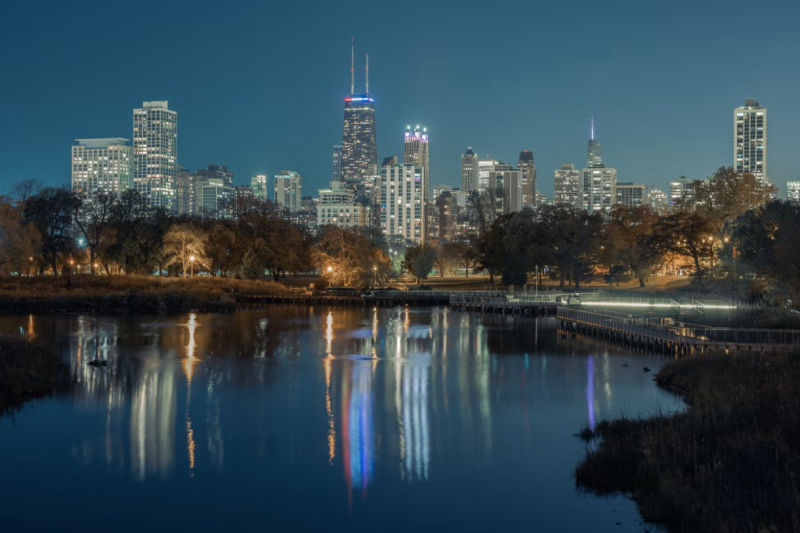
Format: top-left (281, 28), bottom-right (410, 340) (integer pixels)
top-left (3, 0), bottom-right (799, 199)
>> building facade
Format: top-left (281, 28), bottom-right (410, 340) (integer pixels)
top-left (71, 138), bottom-right (132, 195)
top-left (380, 164), bottom-right (425, 243)
top-left (461, 148), bottom-right (478, 195)
top-left (197, 164), bottom-right (233, 187)
top-left (518, 151), bottom-right (536, 209)
top-left (554, 164), bottom-right (582, 209)
top-left (734, 98), bottom-right (768, 185)
top-left (250, 175), bottom-right (268, 200)
top-left (341, 96), bottom-right (377, 183)
top-left (332, 145), bottom-right (342, 183)
top-left (788, 181), bottom-right (800, 202)
top-left (176, 166), bottom-right (199, 216)
top-left (132, 101), bottom-right (177, 210)
top-left (198, 178), bottom-right (234, 219)
top-left (274, 170), bottom-right (302, 213)
top-left (615, 183), bottom-right (646, 208)
top-left (646, 188), bottom-right (669, 213)
top-left (404, 126), bottom-right (430, 200)
top-left (581, 167), bottom-right (617, 212)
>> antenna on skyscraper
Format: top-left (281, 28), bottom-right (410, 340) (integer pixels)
top-left (350, 37), bottom-right (355, 95)
top-left (591, 116), bottom-right (594, 140)
top-left (365, 53), bottom-right (369, 95)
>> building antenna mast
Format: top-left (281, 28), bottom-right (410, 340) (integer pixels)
top-left (365, 53), bottom-right (369, 95)
top-left (350, 37), bottom-right (355, 95)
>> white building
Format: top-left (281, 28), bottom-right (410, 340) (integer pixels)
top-left (133, 101), bottom-right (177, 210)
top-left (554, 164), bottom-right (582, 209)
top-left (477, 159), bottom-right (498, 191)
top-left (318, 203), bottom-right (368, 228)
top-left (380, 163), bottom-right (425, 243)
top-left (788, 181), bottom-right (800, 202)
top-left (71, 138), bottom-right (132, 195)
top-left (404, 126), bottom-right (429, 200)
top-left (274, 170), bottom-right (302, 213)
top-left (734, 98), bottom-right (768, 185)
top-left (582, 167), bottom-right (617, 212)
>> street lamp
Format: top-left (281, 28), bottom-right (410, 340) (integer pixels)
top-left (190, 255), bottom-right (195, 276)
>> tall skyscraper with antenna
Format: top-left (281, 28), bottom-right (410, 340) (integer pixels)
top-left (587, 117), bottom-right (603, 168)
top-left (341, 40), bottom-right (377, 184)
top-left (582, 117), bottom-right (616, 212)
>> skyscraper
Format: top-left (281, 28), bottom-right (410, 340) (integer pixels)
top-left (478, 159), bottom-right (498, 191)
top-left (461, 148), bottom-right (478, 194)
top-left (404, 126), bottom-right (430, 200)
top-left (380, 163), bottom-right (425, 243)
top-left (518, 150), bottom-right (536, 208)
top-left (250, 175), bottom-right (268, 200)
top-left (554, 164), bottom-right (582, 209)
top-left (646, 188), bottom-right (669, 213)
top-left (274, 170), bottom-right (302, 213)
top-left (734, 99), bottom-right (768, 185)
top-left (588, 118), bottom-right (603, 168)
top-left (615, 183), bottom-right (646, 208)
top-left (341, 44), bottom-right (377, 183)
top-left (581, 121), bottom-right (616, 212)
top-left (176, 166), bottom-right (198, 216)
top-left (197, 164), bottom-right (233, 186)
top-left (133, 101), bottom-right (177, 210)
top-left (71, 138), bottom-right (132, 195)
top-left (332, 145), bottom-right (342, 183)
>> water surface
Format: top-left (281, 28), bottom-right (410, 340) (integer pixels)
top-left (0, 307), bottom-right (681, 532)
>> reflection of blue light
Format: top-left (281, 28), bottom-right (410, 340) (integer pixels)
top-left (524, 353), bottom-right (529, 371)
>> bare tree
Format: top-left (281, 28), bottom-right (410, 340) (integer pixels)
top-left (163, 223), bottom-right (208, 276)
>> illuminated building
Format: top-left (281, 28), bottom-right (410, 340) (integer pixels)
top-left (461, 148), bottom-right (478, 194)
top-left (435, 190), bottom-right (456, 241)
top-left (250, 175), bottom-right (268, 200)
top-left (341, 43), bottom-right (377, 183)
top-left (588, 117), bottom-right (602, 168)
top-left (197, 164), bottom-right (233, 187)
top-left (615, 182), bottom-right (646, 208)
top-left (477, 159), bottom-right (498, 191)
top-left (132, 101), bottom-right (177, 211)
top-left (518, 150), bottom-right (536, 208)
top-left (488, 166), bottom-right (522, 213)
top-left (581, 122), bottom-right (616, 212)
top-left (198, 178), bottom-right (234, 219)
top-left (274, 170), bottom-right (302, 213)
top-left (788, 181), bottom-right (800, 202)
top-left (404, 126), bottom-right (430, 200)
top-left (734, 98), bottom-right (768, 185)
top-left (554, 164), bottom-right (581, 209)
top-left (380, 163), bottom-right (425, 243)
top-left (71, 138), bottom-right (132, 195)
top-left (646, 188), bottom-right (669, 212)
top-left (669, 177), bottom-right (699, 209)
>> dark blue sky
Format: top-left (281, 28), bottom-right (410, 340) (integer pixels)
top-left (2, 0), bottom-right (799, 198)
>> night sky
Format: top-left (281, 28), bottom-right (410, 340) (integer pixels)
top-left (2, 0), bottom-right (799, 198)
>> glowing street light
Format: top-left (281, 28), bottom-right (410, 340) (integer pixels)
top-left (190, 255), bottom-right (195, 276)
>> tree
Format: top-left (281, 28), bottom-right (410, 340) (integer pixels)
top-left (72, 191), bottom-right (117, 274)
top-left (695, 167), bottom-right (775, 229)
top-left (23, 187), bottom-right (76, 275)
top-left (0, 196), bottom-right (41, 275)
top-left (404, 243), bottom-right (436, 284)
top-left (604, 205), bottom-right (662, 287)
top-left (314, 226), bottom-right (378, 288)
top-left (654, 209), bottom-right (716, 280)
top-left (163, 223), bottom-right (208, 276)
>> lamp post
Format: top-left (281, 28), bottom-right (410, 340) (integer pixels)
top-left (190, 255), bottom-right (195, 277)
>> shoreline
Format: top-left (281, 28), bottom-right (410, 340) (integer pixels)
top-left (575, 353), bottom-right (800, 533)
top-left (0, 335), bottom-right (63, 415)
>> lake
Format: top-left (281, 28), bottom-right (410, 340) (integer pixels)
top-left (0, 307), bottom-right (682, 532)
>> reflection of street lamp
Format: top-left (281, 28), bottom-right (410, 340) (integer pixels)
top-left (190, 255), bottom-right (195, 276)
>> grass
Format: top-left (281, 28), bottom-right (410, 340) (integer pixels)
top-left (0, 275), bottom-right (286, 314)
top-left (575, 353), bottom-right (800, 533)
top-left (0, 335), bottom-right (63, 414)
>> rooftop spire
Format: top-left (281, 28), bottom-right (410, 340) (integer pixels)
top-left (350, 37), bottom-right (354, 95)
top-left (591, 116), bottom-right (594, 140)
top-left (365, 53), bottom-right (369, 95)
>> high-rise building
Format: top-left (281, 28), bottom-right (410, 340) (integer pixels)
top-left (435, 190), bottom-right (456, 241)
top-left (646, 188), bottom-right (669, 213)
top-left (734, 98), bottom-right (768, 185)
top-left (176, 166), bottom-right (199, 216)
top-left (478, 159), bottom-right (498, 191)
top-left (198, 178), bottom-right (234, 219)
top-left (132, 101), bottom-right (177, 210)
top-left (588, 118), bottom-right (603, 168)
top-left (461, 148), bottom-right (478, 194)
top-left (197, 164), bottom-right (233, 187)
top-left (332, 145), bottom-right (342, 183)
top-left (380, 163), bottom-right (425, 243)
top-left (341, 44), bottom-right (377, 183)
top-left (404, 126), bottom-right (430, 199)
top-left (581, 122), bottom-right (616, 212)
top-left (787, 181), bottom-right (800, 202)
top-left (488, 167), bottom-right (522, 213)
top-left (274, 170), bottom-right (302, 213)
top-left (250, 175), bottom-right (268, 200)
top-left (669, 177), bottom-right (698, 209)
top-left (554, 164), bottom-right (582, 209)
top-left (71, 138), bottom-right (132, 195)
top-left (615, 183), bottom-right (646, 208)
top-left (518, 150), bottom-right (536, 208)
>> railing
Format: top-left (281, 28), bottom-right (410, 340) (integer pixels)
top-left (558, 307), bottom-right (800, 346)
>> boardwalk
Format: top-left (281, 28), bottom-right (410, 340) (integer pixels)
top-left (557, 307), bottom-right (800, 355)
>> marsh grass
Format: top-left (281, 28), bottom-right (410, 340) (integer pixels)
top-left (0, 275), bottom-right (285, 313)
top-left (576, 353), bottom-right (800, 533)
top-left (0, 335), bottom-right (62, 414)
